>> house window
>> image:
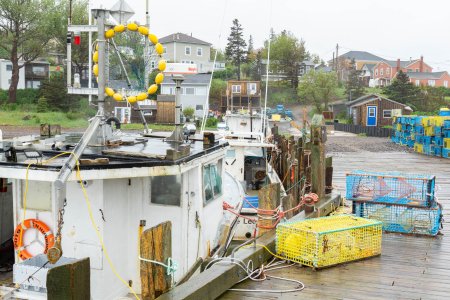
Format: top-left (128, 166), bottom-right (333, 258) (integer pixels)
top-left (150, 175), bottom-right (181, 206)
top-left (6, 64), bottom-right (12, 71)
top-left (203, 162), bottom-right (222, 204)
top-left (247, 83), bottom-right (257, 94)
top-left (375, 69), bottom-right (378, 76)
top-left (428, 80), bottom-right (435, 87)
top-left (386, 68), bottom-right (390, 75)
top-left (32, 66), bottom-right (45, 76)
top-left (232, 85), bottom-right (241, 94)
top-left (444, 81), bottom-right (448, 88)
top-left (380, 69), bottom-right (384, 76)
top-left (196, 104), bottom-right (203, 110)
top-left (415, 80), bottom-right (420, 86)
top-left (197, 47), bottom-right (202, 56)
top-left (383, 110), bottom-right (392, 118)
top-left (185, 87), bottom-right (195, 95)
top-left (415, 69), bottom-right (419, 72)
top-left (185, 46), bottom-right (191, 55)
top-left (407, 69), bottom-right (413, 72)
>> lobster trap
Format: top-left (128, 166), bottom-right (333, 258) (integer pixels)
top-left (353, 201), bottom-right (442, 236)
top-left (276, 215), bottom-right (382, 268)
top-left (346, 171), bottom-right (435, 207)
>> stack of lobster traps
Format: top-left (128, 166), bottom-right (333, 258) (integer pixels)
top-left (346, 170), bottom-right (443, 236)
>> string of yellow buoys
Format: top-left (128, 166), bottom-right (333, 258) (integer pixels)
top-left (92, 23), bottom-right (166, 103)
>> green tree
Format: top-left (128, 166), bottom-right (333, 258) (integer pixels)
top-left (210, 47), bottom-right (226, 61)
top-left (39, 71), bottom-right (79, 111)
top-left (267, 30), bottom-right (306, 89)
top-left (345, 58), bottom-right (365, 101)
top-left (251, 50), bottom-right (263, 81)
top-left (209, 78), bottom-right (227, 107)
top-left (0, 0), bottom-right (59, 103)
top-left (225, 19), bottom-right (247, 80)
top-left (298, 70), bottom-right (338, 113)
top-left (383, 71), bottom-right (420, 105)
top-left (182, 107), bottom-right (195, 119)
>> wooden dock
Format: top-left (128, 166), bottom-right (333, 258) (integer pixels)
top-left (220, 151), bottom-right (450, 300)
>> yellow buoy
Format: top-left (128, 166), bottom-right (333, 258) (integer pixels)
top-left (113, 93), bottom-right (123, 101)
top-left (158, 60), bottom-right (167, 71)
top-left (138, 26), bottom-right (149, 36)
top-left (127, 23), bottom-right (138, 31)
top-left (148, 84), bottom-right (158, 95)
top-left (105, 87), bottom-right (115, 97)
top-left (155, 43), bottom-right (164, 55)
top-left (95, 43), bottom-right (98, 51)
top-left (105, 29), bottom-right (115, 39)
top-left (93, 64), bottom-right (99, 76)
top-left (114, 24), bottom-right (125, 33)
top-left (155, 73), bottom-right (164, 84)
top-left (127, 96), bottom-right (137, 103)
top-left (148, 33), bottom-right (158, 45)
top-left (93, 51), bottom-right (99, 63)
top-left (137, 93), bottom-right (148, 101)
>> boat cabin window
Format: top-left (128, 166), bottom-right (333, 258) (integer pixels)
top-left (150, 175), bottom-right (181, 206)
top-left (203, 162), bottom-right (222, 204)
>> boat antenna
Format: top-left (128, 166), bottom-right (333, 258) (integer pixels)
top-left (261, 0), bottom-right (273, 137)
top-left (200, 0), bottom-right (229, 133)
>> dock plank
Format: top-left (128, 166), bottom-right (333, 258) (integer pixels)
top-left (221, 151), bottom-right (450, 300)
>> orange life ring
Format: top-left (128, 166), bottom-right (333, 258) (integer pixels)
top-left (13, 219), bottom-right (55, 260)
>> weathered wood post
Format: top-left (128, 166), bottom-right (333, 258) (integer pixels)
top-left (257, 183), bottom-right (280, 236)
top-left (310, 114), bottom-right (326, 200)
top-left (46, 258), bottom-right (90, 299)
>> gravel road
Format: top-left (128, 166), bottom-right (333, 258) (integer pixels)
top-left (326, 134), bottom-right (411, 153)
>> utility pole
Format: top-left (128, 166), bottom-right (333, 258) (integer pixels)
top-left (335, 43), bottom-right (339, 82)
top-left (332, 52), bottom-right (335, 71)
top-left (144, 0), bottom-right (150, 89)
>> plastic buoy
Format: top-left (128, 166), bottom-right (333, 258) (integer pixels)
top-left (93, 51), bottom-right (99, 63)
top-left (148, 33), bottom-right (158, 45)
top-left (127, 23), bottom-right (138, 31)
top-left (155, 43), bottom-right (164, 55)
top-left (148, 84), bottom-right (158, 95)
top-left (155, 73), bottom-right (164, 84)
top-left (105, 29), bottom-right (115, 39)
top-left (105, 87), bottom-right (115, 97)
top-left (158, 60), bottom-right (167, 71)
top-left (127, 95), bottom-right (137, 103)
top-left (113, 93), bottom-right (123, 101)
top-left (93, 64), bottom-right (99, 76)
top-left (137, 93), bottom-right (148, 101)
top-left (138, 26), bottom-right (149, 36)
top-left (114, 24), bottom-right (125, 33)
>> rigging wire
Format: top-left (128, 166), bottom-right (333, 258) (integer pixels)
top-left (261, 0), bottom-right (274, 137)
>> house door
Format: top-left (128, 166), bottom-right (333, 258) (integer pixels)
top-left (367, 106), bottom-right (377, 126)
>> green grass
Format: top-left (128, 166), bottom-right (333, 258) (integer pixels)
top-left (0, 111), bottom-right (88, 128)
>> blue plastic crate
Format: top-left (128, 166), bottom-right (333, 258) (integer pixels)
top-left (443, 148), bottom-right (450, 159)
top-left (353, 201), bottom-right (442, 236)
top-left (243, 196), bottom-right (259, 209)
top-left (346, 170), bottom-right (435, 207)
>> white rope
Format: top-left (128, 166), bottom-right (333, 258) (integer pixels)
top-left (200, 0), bottom-right (229, 133)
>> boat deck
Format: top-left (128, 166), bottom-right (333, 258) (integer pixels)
top-left (221, 151), bottom-right (450, 300)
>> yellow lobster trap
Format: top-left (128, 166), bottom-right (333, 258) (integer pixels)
top-left (276, 215), bottom-right (382, 269)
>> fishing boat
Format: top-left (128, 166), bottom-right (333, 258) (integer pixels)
top-left (0, 3), bottom-right (245, 299)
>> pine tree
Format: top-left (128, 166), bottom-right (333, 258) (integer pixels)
top-left (345, 58), bottom-right (365, 101)
top-left (383, 71), bottom-right (420, 105)
top-left (247, 35), bottom-right (254, 60)
top-left (251, 50), bottom-right (263, 81)
top-left (225, 19), bottom-right (247, 80)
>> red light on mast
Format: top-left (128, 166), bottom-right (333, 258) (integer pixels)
top-left (74, 32), bottom-right (81, 45)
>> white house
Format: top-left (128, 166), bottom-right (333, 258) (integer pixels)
top-left (0, 59), bottom-right (25, 90)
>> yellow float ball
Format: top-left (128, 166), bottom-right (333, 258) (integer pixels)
top-left (105, 87), bottom-right (115, 97)
top-left (127, 96), bottom-right (137, 103)
top-left (155, 43), bottom-right (164, 55)
top-left (113, 93), bottom-right (123, 101)
top-left (148, 84), bottom-right (158, 95)
top-left (127, 23), bottom-right (138, 31)
top-left (93, 51), bottom-right (99, 63)
top-left (155, 72), bottom-right (164, 84)
top-left (95, 43), bottom-right (98, 51)
top-left (137, 93), bottom-right (148, 101)
top-left (138, 26), bottom-right (149, 36)
top-left (158, 60), bottom-right (167, 71)
top-left (93, 64), bottom-right (99, 76)
top-left (114, 24), bottom-right (125, 33)
top-left (148, 33), bottom-right (158, 45)
top-left (105, 29), bottom-right (115, 39)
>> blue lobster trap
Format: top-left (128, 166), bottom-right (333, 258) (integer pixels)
top-left (434, 126), bottom-right (443, 136)
top-left (443, 148), bottom-right (450, 159)
top-left (444, 120), bottom-right (450, 129)
top-left (434, 147), bottom-right (442, 157)
top-left (346, 171), bottom-right (435, 207)
top-left (352, 201), bottom-right (442, 236)
top-left (435, 136), bottom-right (444, 147)
top-left (415, 125), bottom-right (424, 135)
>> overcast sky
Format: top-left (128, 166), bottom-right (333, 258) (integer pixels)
top-left (92, 0), bottom-right (450, 71)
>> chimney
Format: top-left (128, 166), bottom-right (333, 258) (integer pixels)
top-left (420, 55), bottom-right (424, 72)
top-left (396, 59), bottom-right (400, 70)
